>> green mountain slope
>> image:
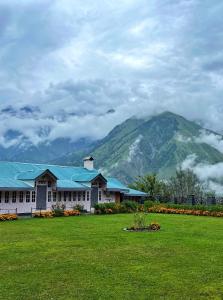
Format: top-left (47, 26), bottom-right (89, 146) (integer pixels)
top-left (56, 112), bottom-right (223, 183)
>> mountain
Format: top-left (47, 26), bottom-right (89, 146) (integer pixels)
top-left (55, 112), bottom-right (223, 183)
top-left (1, 111), bottom-right (223, 184)
top-left (0, 137), bottom-right (93, 163)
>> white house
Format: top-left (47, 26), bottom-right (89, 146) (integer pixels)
top-left (0, 157), bottom-right (147, 214)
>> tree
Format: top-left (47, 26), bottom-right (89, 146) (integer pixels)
top-left (169, 168), bottom-right (204, 203)
top-left (129, 174), bottom-right (169, 201)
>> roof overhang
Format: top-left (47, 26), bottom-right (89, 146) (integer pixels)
top-left (90, 173), bottom-right (107, 183)
top-left (35, 169), bottom-right (58, 181)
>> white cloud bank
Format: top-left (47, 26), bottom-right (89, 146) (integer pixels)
top-left (1, 0), bottom-right (223, 146)
top-left (181, 154), bottom-right (223, 195)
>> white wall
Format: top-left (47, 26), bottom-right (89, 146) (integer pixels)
top-left (0, 190), bottom-right (35, 214)
top-left (0, 189), bottom-right (118, 214)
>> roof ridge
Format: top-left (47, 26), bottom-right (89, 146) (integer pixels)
top-left (0, 161), bottom-right (86, 169)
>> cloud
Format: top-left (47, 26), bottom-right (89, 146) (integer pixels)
top-left (1, 0), bottom-right (223, 146)
top-left (195, 130), bottom-right (223, 153)
top-left (181, 154), bottom-right (223, 195)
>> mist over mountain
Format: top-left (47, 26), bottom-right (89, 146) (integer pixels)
top-left (53, 112), bottom-right (223, 184)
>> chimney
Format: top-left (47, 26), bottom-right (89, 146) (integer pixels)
top-left (83, 156), bottom-right (94, 170)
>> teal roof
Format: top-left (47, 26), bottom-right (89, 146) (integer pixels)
top-left (0, 178), bottom-right (33, 190)
top-left (0, 161), bottom-right (99, 181)
top-left (57, 180), bottom-right (90, 190)
top-left (16, 169), bottom-right (57, 180)
top-left (107, 178), bottom-right (129, 191)
top-left (124, 188), bottom-right (147, 197)
top-left (0, 161), bottom-right (145, 196)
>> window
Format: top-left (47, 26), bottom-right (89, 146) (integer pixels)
top-left (87, 191), bottom-right (90, 201)
top-left (38, 180), bottom-right (46, 184)
top-left (64, 191), bottom-right (67, 202)
top-left (53, 192), bottom-right (57, 202)
top-left (98, 182), bottom-right (102, 188)
top-left (19, 191), bottom-right (24, 203)
top-left (0, 191), bottom-right (1, 203)
top-left (73, 192), bottom-right (76, 201)
top-left (12, 191), bottom-right (16, 203)
top-left (26, 191), bottom-right (30, 203)
top-left (32, 191), bottom-right (36, 202)
top-left (58, 192), bottom-right (61, 202)
top-left (82, 191), bottom-right (85, 201)
top-left (5, 191), bottom-right (9, 203)
top-left (48, 191), bottom-right (52, 202)
top-left (78, 192), bottom-right (81, 201)
top-left (48, 181), bottom-right (52, 187)
top-left (99, 191), bottom-right (102, 201)
top-left (68, 192), bottom-right (72, 201)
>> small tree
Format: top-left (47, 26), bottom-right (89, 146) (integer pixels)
top-left (169, 168), bottom-right (204, 204)
top-left (129, 174), bottom-right (168, 201)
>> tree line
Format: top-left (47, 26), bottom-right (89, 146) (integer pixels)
top-left (129, 169), bottom-right (219, 205)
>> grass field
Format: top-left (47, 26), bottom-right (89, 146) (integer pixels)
top-left (0, 214), bottom-right (223, 300)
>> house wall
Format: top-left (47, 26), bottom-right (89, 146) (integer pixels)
top-left (46, 190), bottom-right (91, 212)
top-left (0, 190), bottom-right (35, 214)
top-left (98, 190), bottom-right (116, 204)
top-left (0, 187), bottom-right (121, 214)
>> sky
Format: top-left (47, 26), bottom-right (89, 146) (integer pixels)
top-left (1, 0), bottom-right (223, 145)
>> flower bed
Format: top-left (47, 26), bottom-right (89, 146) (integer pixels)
top-left (33, 211), bottom-right (54, 218)
top-left (148, 206), bottom-right (223, 217)
top-left (63, 210), bottom-right (80, 216)
top-left (33, 209), bottom-right (81, 218)
top-left (125, 222), bottom-right (161, 232)
top-left (0, 214), bottom-right (17, 221)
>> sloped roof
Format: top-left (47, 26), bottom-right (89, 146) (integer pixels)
top-left (0, 161), bottom-right (99, 181)
top-left (124, 188), bottom-right (147, 197)
top-left (106, 178), bottom-right (129, 191)
top-left (17, 169), bottom-right (58, 180)
top-left (0, 161), bottom-right (145, 195)
top-left (57, 180), bottom-right (90, 190)
top-left (0, 178), bottom-right (33, 190)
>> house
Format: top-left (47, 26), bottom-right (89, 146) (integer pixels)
top-left (0, 157), bottom-right (147, 214)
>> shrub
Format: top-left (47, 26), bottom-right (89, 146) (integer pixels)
top-left (149, 222), bottom-right (161, 231)
top-left (33, 211), bottom-right (54, 218)
top-left (122, 200), bottom-right (138, 212)
top-left (64, 210), bottom-right (80, 216)
top-left (147, 206), bottom-right (223, 218)
top-left (133, 213), bottom-right (147, 229)
top-left (73, 204), bottom-right (85, 212)
top-left (0, 214), bottom-right (17, 221)
top-left (52, 203), bottom-right (65, 217)
top-left (144, 200), bottom-right (157, 210)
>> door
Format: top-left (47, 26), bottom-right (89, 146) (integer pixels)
top-left (91, 186), bottom-right (98, 208)
top-left (36, 185), bottom-right (47, 210)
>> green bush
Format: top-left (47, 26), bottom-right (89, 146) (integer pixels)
top-left (73, 204), bottom-right (85, 212)
top-left (133, 213), bottom-right (147, 229)
top-left (122, 200), bottom-right (138, 212)
top-left (144, 200), bottom-right (158, 210)
top-left (163, 203), bottom-right (223, 212)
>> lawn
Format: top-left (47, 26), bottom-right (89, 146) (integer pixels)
top-left (0, 214), bottom-right (223, 300)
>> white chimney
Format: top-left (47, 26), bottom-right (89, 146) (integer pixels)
top-left (83, 156), bottom-right (94, 170)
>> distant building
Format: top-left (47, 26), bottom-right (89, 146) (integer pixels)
top-left (0, 157), bottom-right (147, 214)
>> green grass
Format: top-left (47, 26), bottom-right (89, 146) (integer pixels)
top-left (1, 214), bottom-right (223, 300)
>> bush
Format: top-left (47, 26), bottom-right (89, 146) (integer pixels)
top-left (147, 206), bottom-right (223, 217)
top-left (73, 204), bottom-right (85, 212)
top-left (144, 200), bottom-right (158, 210)
top-left (33, 211), bottom-right (54, 218)
top-left (64, 210), bottom-right (80, 216)
top-left (149, 222), bottom-right (161, 231)
top-left (133, 213), bottom-right (147, 229)
top-left (52, 203), bottom-right (65, 217)
top-left (0, 214), bottom-right (17, 221)
top-left (122, 200), bottom-right (138, 212)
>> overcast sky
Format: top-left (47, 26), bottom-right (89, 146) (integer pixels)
top-left (0, 0), bottom-right (223, 145)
